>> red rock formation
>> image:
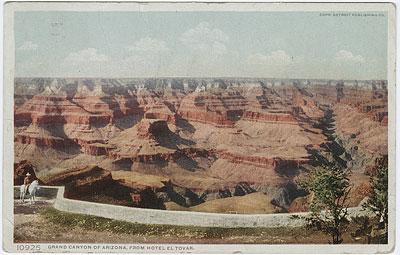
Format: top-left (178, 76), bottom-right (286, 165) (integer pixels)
top-left (334, 87), bottom-right (387, 125)
top-left (292, 95), bottom-right (324, 119)
top-left (42, 165), bottom-right (112, 185)
top-left (15, 95), bottom-right (121, 126)
top-left (144, 102), bottom-right (177, 124)
top-left (135, 119), bottom-right (171, 139)
top-left (41, 165), bottom-right (114, 199)
top-left (15, 134), bottom-right (77, 148)
top-left (82, 143), bottom-right (115, 156)
top-left (217, 151), bottom-right (307, 170)
top-left (242, 110), bottom-right (297, 124)
top-left (13, 78), bottom-right (388, 210)
top-left (111, 147), bottom-right (217, 163)
top-left (14, 82), bottom-right (144, 128)
top-left (177, 90), bottom-right (246, 127)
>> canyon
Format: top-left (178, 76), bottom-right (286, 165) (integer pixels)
top-left (14, 78), bottom-right (388, 212)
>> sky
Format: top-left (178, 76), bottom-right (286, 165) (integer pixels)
top-left (14, 11), bottom-right (388, 79)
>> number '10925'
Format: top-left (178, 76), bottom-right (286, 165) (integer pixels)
top-left (16, 244), bottom-right (40, 251)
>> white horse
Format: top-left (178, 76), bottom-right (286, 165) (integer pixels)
top-left (20, 180), bottom-right (40, 204)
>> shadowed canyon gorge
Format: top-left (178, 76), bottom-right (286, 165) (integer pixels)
top-left (14, 78), bottom-right (388, 213)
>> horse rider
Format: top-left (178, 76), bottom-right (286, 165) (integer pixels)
top-left (24, 172), bottom-right (32, 195)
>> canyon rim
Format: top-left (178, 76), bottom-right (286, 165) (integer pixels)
top-left (3, 2), bottom-right (396, 254)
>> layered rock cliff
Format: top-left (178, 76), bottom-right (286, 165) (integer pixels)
top-left (14, 78), bottom-right (388, 209)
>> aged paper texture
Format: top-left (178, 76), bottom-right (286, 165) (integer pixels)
top-left (3, 2), bottom-right (396, 254)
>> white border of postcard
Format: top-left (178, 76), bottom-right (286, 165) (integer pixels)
top-left (2, 1), bottom-right (397, 254)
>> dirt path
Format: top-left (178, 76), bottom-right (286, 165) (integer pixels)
top-left (14, 200), bottom-right (53, 214)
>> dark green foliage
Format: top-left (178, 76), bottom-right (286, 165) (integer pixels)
top-left (351, 216), bottom-right (372, 242)
top-left (299, 164), bottom-right (351, 244)
top-left (363, 165), bottom-right (388, 230)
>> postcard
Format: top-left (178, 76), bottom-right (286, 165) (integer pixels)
top-left (3, 2), bottom-right (396, 254)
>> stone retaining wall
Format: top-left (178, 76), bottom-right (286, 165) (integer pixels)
top-left (13, 185), bottom-right (60, 199)
top-left (15, 186), bottom-right (372, 228)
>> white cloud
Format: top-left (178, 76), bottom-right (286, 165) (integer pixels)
top-left (65, 48), bottom-right (109, 63)
top-left (60, 48), bottom-right (109, 77)
top-left (239, 50), bottom-right (307, 78)
top-left (17, 41), bottom-right (38, 51)
top-left (122, 37), bottom-right (170, 76)
top-left (166, 22), bottom-right (231, 76)
top-left (58, 38), bottom-right (170, 77)
top-left (180, 22), bottom-right (229, 55)
top-left (127, 37), bottom-right (169, 57)
top-left (245, 50), bottom-right (293, 67)
top-left (328, 50), bottom-right (367, 79)
top-left (333, 50), bottom-right (365, 64)
top-left (211, 41), bottom-right (227, 55)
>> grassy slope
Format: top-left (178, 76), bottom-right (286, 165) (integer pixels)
top-left (32, 207), bottom-right (386, 244)
top-left (39, 207), bottom-right (299, 239)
